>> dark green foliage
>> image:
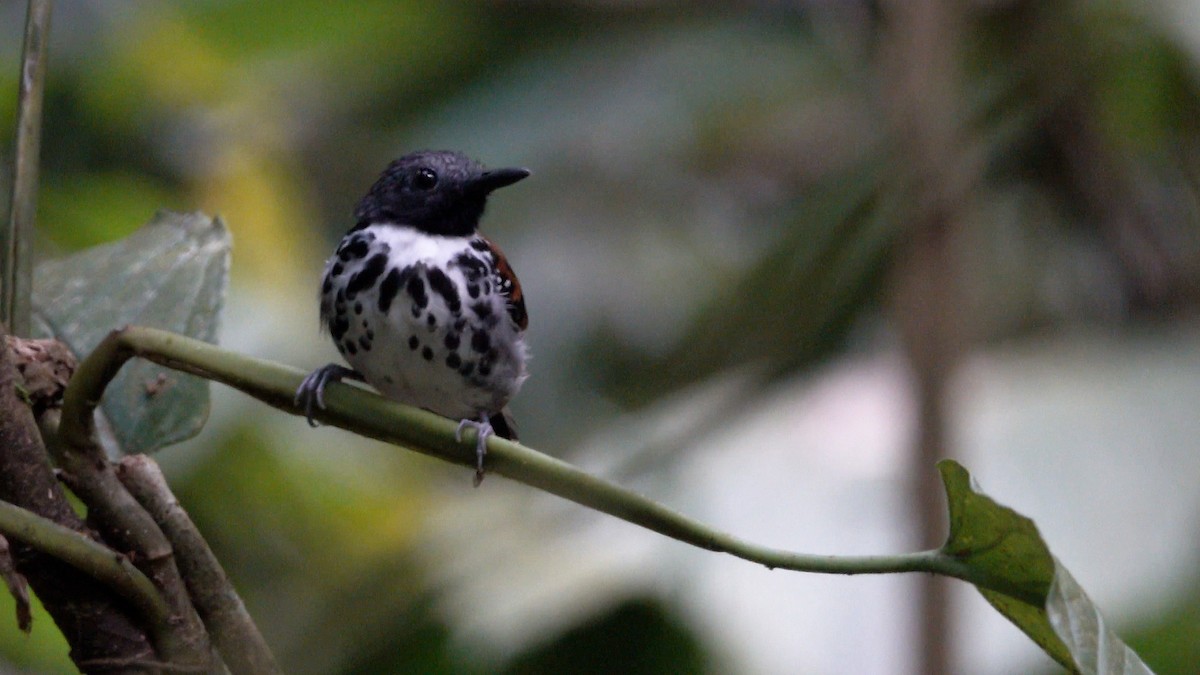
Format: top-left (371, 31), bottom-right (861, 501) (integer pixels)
top-left (500, 599), bottom-right (712, 675)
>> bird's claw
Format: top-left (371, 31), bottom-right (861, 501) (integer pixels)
top-left (295, 371), bottom-right (326, 428)
top-left (295, 364), bottom-right (362, 428)
top-left (456, 415), bottom-right (494, 487)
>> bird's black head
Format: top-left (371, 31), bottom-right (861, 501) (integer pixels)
top-left (353, 150), bottom-right (530, 236)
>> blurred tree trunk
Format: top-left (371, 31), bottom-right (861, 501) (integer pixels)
top-left (881, 1), bottom-right (970, 674)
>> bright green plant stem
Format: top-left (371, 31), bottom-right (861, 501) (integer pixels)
top-left (59, 325), bottom-right (996, 587)
top-left (2, 0), bottom-right (52, 337)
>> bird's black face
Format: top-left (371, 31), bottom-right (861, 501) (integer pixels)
top-left (354, 150), bottom-right (529, 237)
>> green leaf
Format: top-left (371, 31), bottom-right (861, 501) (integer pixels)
top-left (938, 460), bottom-right (1155, 674)
top-left (33, 210), bottom-right (230, 454)
top-left (1047, 563), bottom-right (1156, 675)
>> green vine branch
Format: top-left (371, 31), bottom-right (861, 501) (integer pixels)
top-left (60, 326), bottom-right (991, 589)
top-left (0, 497), bottom-right (169, 626)
top-left (117, 454), bottom-right (281, 675)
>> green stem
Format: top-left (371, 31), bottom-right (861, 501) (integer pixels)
top-left (61, 326), bottom-right (985, 586)
top-left (54, 341), bottom-right (215, 666)
top-left (0, 498), bottom-right (170, 627)
top-left (119, 455), bottom-right (281, 675)
top-left (2, 0), bottom-right (52, 337)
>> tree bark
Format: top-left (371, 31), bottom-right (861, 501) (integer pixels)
top-left (0, 333), bottom-right (157, 673)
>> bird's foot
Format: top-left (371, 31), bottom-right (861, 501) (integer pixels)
top-left (456, 414), bottom-right (494, 487)
top-left (295, 364), bottom-right (364, 427)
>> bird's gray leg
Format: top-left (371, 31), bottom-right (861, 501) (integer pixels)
top-left (295, 364), bottom-right (365, 427)
top-left (456, 413), bottom-right (494, 487)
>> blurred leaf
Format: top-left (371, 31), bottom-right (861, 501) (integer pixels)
top-left (32, 210), bottom-right (230, 455)
top-left (939, 460), bottom-right (1154, 674)
top-left (0, 584), bottom-right (73, 674)
top-left (500, 599), bottom-right (714, 675)
top-left (1124, 571), bottom-right (1200, 675)
top-left (84, 0), bottom-right (489, 121)
top-left (173, 426), bottom-right (443, 674)
top-left (340, 605), bottom-right (457, 675)
top-left (600, 151), bottom-right (896, 405)
top-left (1076, 6), bottom-right (1200, 150)
top-left (39, 172), bottom-right (175, 250)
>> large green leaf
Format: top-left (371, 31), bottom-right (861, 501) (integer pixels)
top-left (32, 210), bottom-right (230, 455)
top-left (1047, 563), bottom-right (1157, 675)
top-left (939, 460), bottom-right (1154, 674)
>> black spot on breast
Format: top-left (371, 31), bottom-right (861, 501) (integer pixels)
top-left (470, 238), bottom-right (491, 253)
top-left (446, 353), bottom-right (461, 369)
top-left (408, 335), bottom-right (419, 350)
top-left (422, 346), bottom-right (433, 361)
top-left (444, 332), bottom-right (460, 350)
top-left (427, 267), bottom-right (461, 314)
top-left (346, 253), bottom-right (388, 299)
top-left (453, 252), bottom-right (488, 281)
top-left (426, 314), bottom-right (437, 329)
top-left (453, 318), bottom-right (466, 332)
top-left (471, 329), bottom-right (490, 354)
top-left (330, 262), bottom-right (345, 277)
top-left (366, 329), bottom-right (374, 340)
top-left (459, 362), bottom-right (475, 377)
top-left (406, 274), bottom-right (428, 309)
top-left (477, 345), bottom-right (496, 372)
top-left (359, 335), bottom-right (371, 351)
top-left (344, 340), bottom-right (358, 355)
top-left (377, 266), bottom-right (413, 314)
top-left (354, 302), bottom-right (363, 315)
top-left (330, 316), bottom-right (350, 341)
top-left (479, 351), bottom-right (495, 377)
top-left (339, 235), bottom-right (371, 262)
top-left (467, 283), bottom-right (479, 299)
top-left (322, 277), bottom-right (333, 295)
top-left (471, 301), bottom-right (493, 320)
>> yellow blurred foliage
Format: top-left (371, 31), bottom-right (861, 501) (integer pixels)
top-left (194, 144), bottom-right (321, 289)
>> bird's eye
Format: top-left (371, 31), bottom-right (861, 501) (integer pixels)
top-left (414, 168), bottom-right (438, 190)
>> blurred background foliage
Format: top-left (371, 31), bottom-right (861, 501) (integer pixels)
top-left (3, 1), bottom-right (1200, 673)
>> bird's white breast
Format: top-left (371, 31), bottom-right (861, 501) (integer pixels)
top-left (319, 223), bottom-right (527, 420)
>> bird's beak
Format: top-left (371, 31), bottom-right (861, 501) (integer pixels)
top-left (469, 167), bottom-right (531, 194)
